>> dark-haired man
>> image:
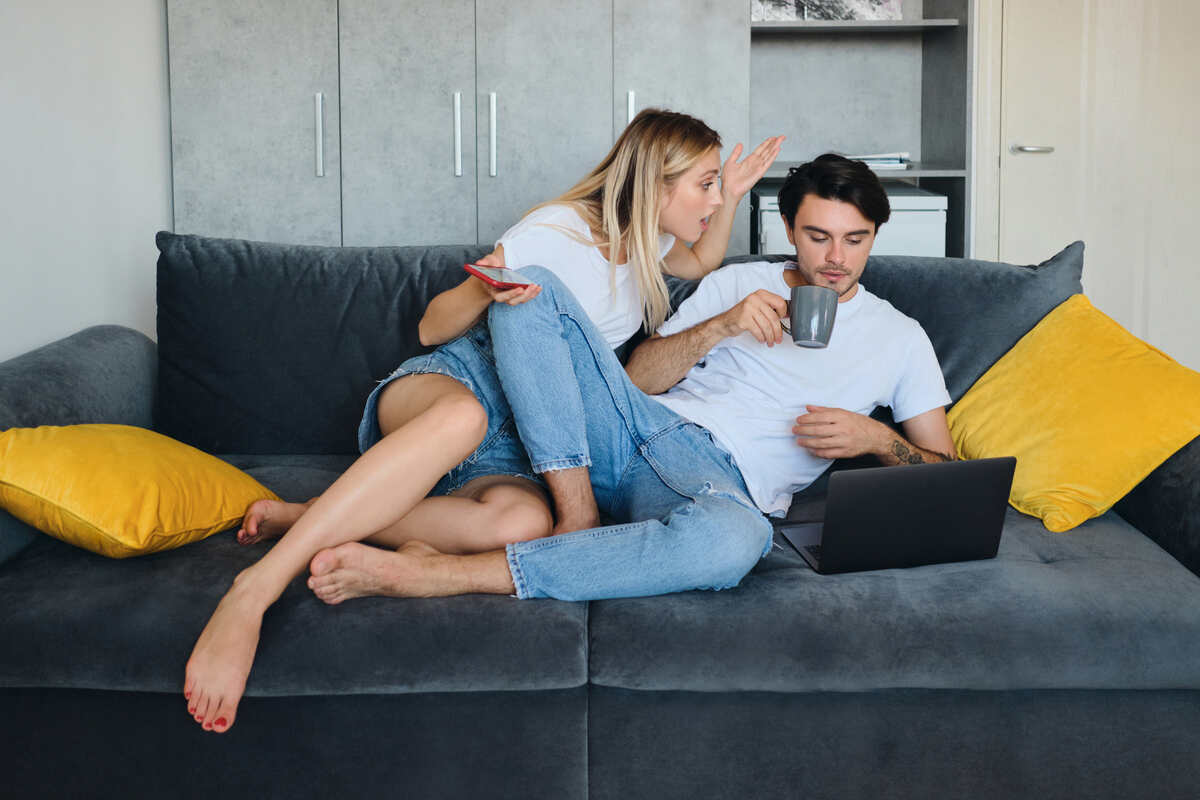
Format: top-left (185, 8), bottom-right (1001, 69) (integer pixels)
top-left (625, 153), bottom-right (955, 515)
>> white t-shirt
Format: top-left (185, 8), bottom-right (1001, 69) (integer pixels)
top-left (654, 260), bottom-right (951, 515)
top-left (497, 204), bottom-right (676, 348)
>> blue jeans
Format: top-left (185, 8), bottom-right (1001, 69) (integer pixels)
top-left (489, 266), bottom-right (773, 601)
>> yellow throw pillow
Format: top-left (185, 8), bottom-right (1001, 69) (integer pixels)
top-left (948, 294), bottom-right (1200, 532)
top-left (0, 424), bottom-right (280, 558)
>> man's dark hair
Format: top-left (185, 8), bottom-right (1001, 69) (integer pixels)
top-left (777, 153), bottom-right (891, 231)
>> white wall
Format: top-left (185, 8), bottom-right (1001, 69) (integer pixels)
top-left (0, 0), bottom-right (172, 363)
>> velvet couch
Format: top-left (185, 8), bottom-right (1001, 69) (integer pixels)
top-left (1, 232), bottom-right (1198, 799)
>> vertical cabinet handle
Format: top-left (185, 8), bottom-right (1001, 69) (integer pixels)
top-left (314, 92), bottom-right (325, 178)
top-left (489, 92), bottom-right (497, 177)
top-left (627, 90), bottom-right (636, 124)
top-left (453, 92), bottom-right (463, 177)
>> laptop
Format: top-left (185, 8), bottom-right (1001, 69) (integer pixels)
top-left (774, 457), bottom-right (1016, 574)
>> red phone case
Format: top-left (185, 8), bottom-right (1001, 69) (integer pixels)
top-left (464, 263), bottom-right (533, 290)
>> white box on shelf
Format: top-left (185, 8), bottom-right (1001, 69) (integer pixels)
top-left (752, 181), bottom-right (948, 257)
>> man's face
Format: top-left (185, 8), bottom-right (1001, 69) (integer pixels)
top-left (783, 194), bottom-right (877, 302)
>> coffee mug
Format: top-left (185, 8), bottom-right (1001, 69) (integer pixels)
top-left (785, 285), bottom-right (838, 348)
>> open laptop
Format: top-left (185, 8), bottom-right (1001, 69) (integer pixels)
top-left (774, 457), bottom-right (1016, 574)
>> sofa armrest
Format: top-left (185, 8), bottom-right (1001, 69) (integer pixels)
top-left (1115, 436), bottom-right (1200, 577)
top-left (0, 325), bottom-right (156, 431)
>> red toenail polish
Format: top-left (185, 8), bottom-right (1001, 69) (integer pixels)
top-left (215, 717), bottom-right (227, 727)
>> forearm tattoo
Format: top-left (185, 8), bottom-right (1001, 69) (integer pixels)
top-left (890, 439), bottom-right (952, 465)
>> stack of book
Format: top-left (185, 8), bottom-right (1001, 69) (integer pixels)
top-left (847, 152), bottom-right (911, 171)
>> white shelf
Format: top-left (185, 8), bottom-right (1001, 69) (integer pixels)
top-left (761, 161), bottom-right (967, 180)
top-left (751, 19), bottom-right (960, 35)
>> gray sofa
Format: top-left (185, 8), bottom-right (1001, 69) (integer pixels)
top-left (2, 233), bottom-right (1199, 800)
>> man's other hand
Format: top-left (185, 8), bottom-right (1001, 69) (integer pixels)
top-left (718, 290), bottom-right (788, 346)
top-left (792, 405), bottom-right (889, 459)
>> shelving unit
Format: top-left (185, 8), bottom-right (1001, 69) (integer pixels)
top-left (749, 0), bottom-right (972, 256)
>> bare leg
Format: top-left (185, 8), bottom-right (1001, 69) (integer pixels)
top-left (309, 542), bottom-right (515, 604)
top-left (184, 374), bottom-right (491, 734)
top-left (306, 475), bottom-right (552, 602)
top-left (542, 467), bottom-right (600, 534)
top-left (237, 498), bottom-right (314, 545)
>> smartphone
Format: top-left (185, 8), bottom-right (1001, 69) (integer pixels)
top-left (463, 263), bottom-right (536, 290)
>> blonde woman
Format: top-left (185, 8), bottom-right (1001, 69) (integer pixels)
top-left (184, 109), bottom-right (782, 734)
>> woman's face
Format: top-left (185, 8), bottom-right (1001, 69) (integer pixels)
top-left (658, 148), bottom-right (724, 243)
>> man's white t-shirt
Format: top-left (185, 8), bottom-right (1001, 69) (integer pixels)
top-left (654, 260), bottom-right (951, 515)
top-left (498, 204), bottom-right (676, 348)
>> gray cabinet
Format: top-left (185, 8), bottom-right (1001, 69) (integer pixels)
top-left (475, 0), bottom-right (613, 245)
top-left (168, 1), bottom-right (754, 251)
top-left (340, 0), bottom-right (611, 247)
top-left (614, 0), bottom-right (751, 253)
top-left (339, 0), bottom-right (477, 246)
top-left (167, 0), bottom-right (341, 246)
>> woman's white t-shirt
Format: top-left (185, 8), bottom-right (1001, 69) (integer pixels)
top-left (497, 204), bottom-right (676, 348)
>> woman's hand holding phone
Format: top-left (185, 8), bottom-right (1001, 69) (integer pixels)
top-left (466, 249), bottom-right (541, 306)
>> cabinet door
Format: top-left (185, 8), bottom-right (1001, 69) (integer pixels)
top-left (475, 0), bottom-right (613, 245)
top-left (614, 0), bottom-right (751, 254)
top-left (167, 0), bottom-right (340, 245)
top-left (340, 0), bottom-right (477, 246)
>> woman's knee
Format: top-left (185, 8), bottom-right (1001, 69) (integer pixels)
top-left (479, 486), bottom-right (553, 546)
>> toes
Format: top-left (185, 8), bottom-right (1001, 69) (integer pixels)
top-left (309, 548), bottom-right (338, 577)
top-left (205, 695), bottom-right (239, 733)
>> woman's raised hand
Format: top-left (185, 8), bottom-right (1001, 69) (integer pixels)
top-left (720, 135), bottom-right (785, 200)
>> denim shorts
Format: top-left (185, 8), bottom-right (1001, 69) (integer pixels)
top-left (357, 324), bottom-right (542, 497)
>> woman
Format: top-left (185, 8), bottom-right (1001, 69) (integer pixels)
top-left (184, 109), bottom-right (782, 734)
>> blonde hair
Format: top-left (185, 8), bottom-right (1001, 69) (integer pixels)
top-left (529, 108), bottom-right (721, 332)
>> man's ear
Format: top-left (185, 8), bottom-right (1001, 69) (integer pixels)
top-left (781, 213), bottom-right (796, 246)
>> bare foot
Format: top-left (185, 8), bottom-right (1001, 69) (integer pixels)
top-left (308, 541), bottom-right (448, 603)
top-left (183, 575), bottom-right (268, 733)
top-left (237, 498), bottom-right (312, 545)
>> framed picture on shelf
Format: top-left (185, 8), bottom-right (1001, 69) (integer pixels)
top-left (751, 0), bottom-right (903, 22)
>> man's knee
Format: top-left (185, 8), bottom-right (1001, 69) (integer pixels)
top-left (696, 500), bottom-right (772, 590)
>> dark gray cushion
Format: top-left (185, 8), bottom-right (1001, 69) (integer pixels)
top-left (0, 325), bottom-right (156, 431)
top-left (588, 508), bottom-right (1200, 693)
top-left (0, 531), bottom-right (587, 695)
top-left (717, 241), bottom-right (1085, 403)
top-left (0, 449), bottom-right (586, 694)
top-left (0, 513), bottom-right (38, 567)
top-left (155, 232), bottom-right (489, 454)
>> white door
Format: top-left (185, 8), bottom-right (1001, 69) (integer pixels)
top-left (995, 0), bottom-right (1200, 370)
top-left (997, 0), bottom-right (1086, 266)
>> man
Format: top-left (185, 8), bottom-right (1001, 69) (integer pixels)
top-left (624, 152), bottom-right (956, 516)
top-left (304, 154), bottom-right (952, 605)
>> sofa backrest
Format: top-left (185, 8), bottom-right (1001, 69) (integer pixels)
top-left (156, 232), bottom-right (1082, 455)
top-left (156, 232), bottom-right (488, 454)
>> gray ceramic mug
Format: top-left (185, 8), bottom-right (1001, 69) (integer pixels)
top-left (784, 285), bottom-right (838, 347)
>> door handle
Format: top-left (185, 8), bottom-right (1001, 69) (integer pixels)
top-left (453, 92), bottom-right (462, 177)
top-left (489, 92), bottom-right (497, 177)
top-left (314, 92), bottom-right (325, 177)
top-left (1010, 145), bottom-right (1055, 154)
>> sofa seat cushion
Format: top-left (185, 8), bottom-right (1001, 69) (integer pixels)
top-left (0, 453), bottom-right (587, 695)
top-left (588, 508), bottom-right (1200, 693)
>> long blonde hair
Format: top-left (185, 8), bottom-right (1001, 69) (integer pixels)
top-left (530, 109), bottom-right (721, 332)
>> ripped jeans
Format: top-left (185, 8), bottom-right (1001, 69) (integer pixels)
top-left (490, 266), bottom-right (773, 601)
